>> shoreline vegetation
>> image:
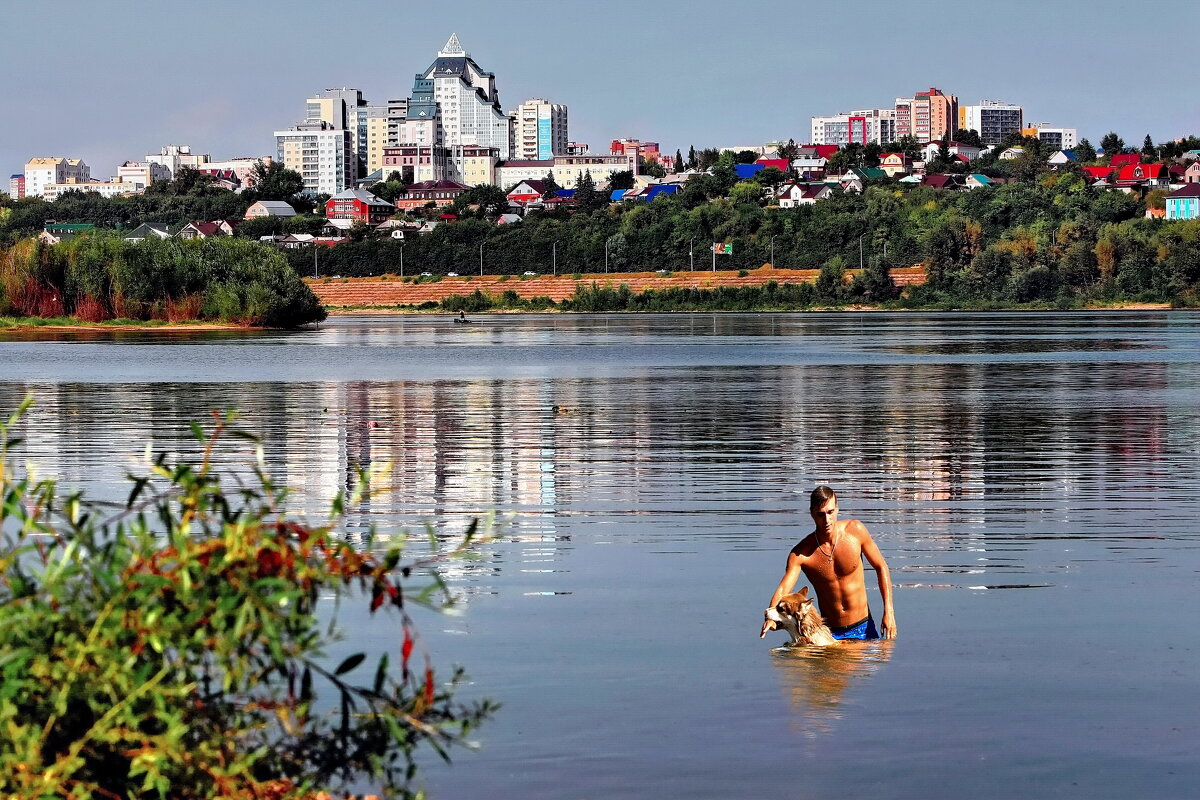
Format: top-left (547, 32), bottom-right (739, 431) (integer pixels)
top-left (305, 270), bottom-right (1192, 316)
top-left (0, 236), bottom-right (325, 328)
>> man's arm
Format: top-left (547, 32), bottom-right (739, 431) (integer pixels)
top-left (759, 552), bottom-right (803, 638)
top-left (858, 525), bottom-right (897, 639)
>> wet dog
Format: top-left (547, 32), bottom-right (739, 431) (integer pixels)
top-left (761, 587), bottom-right (838, 646)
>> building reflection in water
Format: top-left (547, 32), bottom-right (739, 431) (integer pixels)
top-left (0, 346), bottom-right (1184, 605)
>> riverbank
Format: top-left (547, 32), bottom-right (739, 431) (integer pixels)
top-left (0, 316), bottom-right (247, 332)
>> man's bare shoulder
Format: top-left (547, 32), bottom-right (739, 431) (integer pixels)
top-left (788, 533), bottom-right (819, 560)
top-left (841, 519), bottom-right (873, 544)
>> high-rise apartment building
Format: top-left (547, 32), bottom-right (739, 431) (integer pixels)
top-left (8, 174), bottom-right (25, 198)
top-left (274, 123), bottom-right (353, 196)
top-left (810, 109), bottom-right (897, 146)
top-left (513, 98), bottom-right (568, 160)
top-left (895, 87), bottom-right (958, 144)
top-left (959, 101), bottom-right (1024, 146)
top-left (306, 89), bottom-right (369, 179)
top-left (24, 157), bottom-right (90, 198)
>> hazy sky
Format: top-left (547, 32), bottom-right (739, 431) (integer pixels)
top-left (3, 0), bottom-right (1197, 179)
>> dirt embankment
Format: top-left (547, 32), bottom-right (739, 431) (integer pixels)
top-left (307, 265), bottom-right (927, 309)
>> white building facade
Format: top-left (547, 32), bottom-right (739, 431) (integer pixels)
top-left (145, 145), bottom-right (209, 177)
top-left (810, 109), bottom-right (896, 146)
top-left (275, 124), bottom-right (354, 195)
top-left (24, 157), bottom-right (90, 198)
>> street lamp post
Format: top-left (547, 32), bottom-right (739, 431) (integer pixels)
top-left (604, 239), bottom-right (609, 274)
top-left (479, 240), bottom-right (485, 277)
top-left (552, 240), bottom-right (558, 276)
top-left (399, 242), bottom-right (405, 278)
top-left (769, 235), bottom-right (775, 268)
top-left (689, 236), bottom-right (695, 271)
top-left (312, 243), bottom-right (318, 278)
top-left (858, 232), bottom-right (866, 270)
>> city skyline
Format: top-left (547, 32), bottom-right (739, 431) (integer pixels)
top-left (3, 0), bottom-right (1197, 181)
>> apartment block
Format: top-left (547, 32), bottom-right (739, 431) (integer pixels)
top-left (8, 174), bottom-right (24, 198)
top-left (275, 123), bottom-right (354, 195)
top-left (610, 138), bottom-right (661, 164)
top-left (117, 161), bottom-right (172, 187)
top-left (145, 145), bottom-right (210, 177)
top-left (512, 98), bottom-right (568, 161)
top-left (959, 101), bottom-right (1024, 146)
top-left (896, 88), bottom-right (958, 144)
top-left (25, 157), bottom-right (90, 198)
top-left (42, 178), bottom-right (144, 201)
top-left (810, 109), bottom-right (897, 146)
top-left (1023, 124), bottom-right (1078, 151)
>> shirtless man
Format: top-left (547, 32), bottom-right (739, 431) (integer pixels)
top-left (760, 486), bottom-right (897, 640)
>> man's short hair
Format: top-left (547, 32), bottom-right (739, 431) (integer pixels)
top-left (810, 485), bottom-right (837, 509)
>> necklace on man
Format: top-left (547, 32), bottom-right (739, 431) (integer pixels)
top-left (817, 532), bottom-right (838, 561)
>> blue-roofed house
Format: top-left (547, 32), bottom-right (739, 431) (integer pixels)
top-left (610, 189), bottom-right (629, 201)
top-left (965, 174), bottom-right (994, 190)
top-left (1047, 150), bottom-right (1078, 167)
top-left (734, 163), bottom-right (765, 180)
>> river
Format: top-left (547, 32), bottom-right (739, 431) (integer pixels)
top-left (2, 311), bottom-right (1198, 799)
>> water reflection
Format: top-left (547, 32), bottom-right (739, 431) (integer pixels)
top-left (770, 640), bottom-right (895, 737)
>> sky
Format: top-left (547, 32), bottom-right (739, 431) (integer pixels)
top-left (3, 0), bottom-right (1198, 181)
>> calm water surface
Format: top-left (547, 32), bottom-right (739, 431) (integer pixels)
top-left (2, 312), bottom-right (1198, 799)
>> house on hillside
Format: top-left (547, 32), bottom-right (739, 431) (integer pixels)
top-left (507, 179), bottom-right (549, 205)
top-left (734, 163), bottom-right (766, 180)
top-left (38, 223), bottom-right (95, 245)
top-left (1114, 163), bottom-right (1169, 192)
top-left (880, 153), bottom-right (912, 178)
top-left (919, 141), bottom-right (981, 163)
top-left (1184, 162), bottom-right (1200, 184)
top-left (1110, 154), bottom-right (1140, 169)
top-left (1047, 150), bottom-right (1078, 167)
top-left (177, 220), bottom-right (237, 239)
top-left (791, 156), bottom-right (827, 179)
top-left (998, 147), bottom-right (1026, 160)
top-left (244, 200), bottom-right (296, 219)
top-left (777, 182), bottom-right (832, 208)
top-left (965, 174), bottom-right (994, 190)
top-left (123, 222), bottom-right (173, 242)
top-left (1166, 184), bottom-right (1200, 220)
top-left (922, 174), bottom-right (964, 190)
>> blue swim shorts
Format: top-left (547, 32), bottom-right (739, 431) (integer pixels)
top-left (828, 615), bottom-right (880, 641)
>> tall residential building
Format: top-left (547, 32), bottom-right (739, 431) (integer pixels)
top-left (959, 101), bottom-right (1024, 146)
top-left (274, 123), bottom-right (353, 196)
top-left (610, 138), bottom-right (660, 164)
top-left (307, 89), bottom-right (369, 178)
top-left (388, 33), bottom-right (513, 184)
top-left (810, 109), bottom-right (897, 146)
top-left (1023, 124), bottom-right (1078, 151)
top-left (513, 98), bottom-right (569, 160)
top-left (25, 157), bottom-right (90, 198)
top-left (145, 145), bottom-right (210, 177)
top-left (9, 174), bottom-right (25, 198)
top-left (895, 87), bottom-right (958, 144)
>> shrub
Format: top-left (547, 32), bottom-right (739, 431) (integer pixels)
top-left (0, 400), bottom-right (495, 798)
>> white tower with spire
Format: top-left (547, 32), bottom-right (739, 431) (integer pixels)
top-left (419, 33), bottom-right (511, 156)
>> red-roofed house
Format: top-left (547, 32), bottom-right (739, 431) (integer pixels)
top-left (1109, 154), bottom-right (1140, 168)
top-left (1115, 163), bottom-right (1169, 190)
top-left (1083, 166), bottom-right (1115, 182)
top-left (507, 180), bottom-right (549, 204)
top-left (177, 220), bottom-right (237, 240)
top-left (880, 153), bottom-right (911, 177)
top-left (755, 158), bottom-right (791, 173)
top-left (393, 180), bottom-right (468, 211)
top-left (325, 188), bottom-right (395, 225)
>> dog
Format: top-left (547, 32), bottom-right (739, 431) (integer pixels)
top-left (761, 587), bottom-right (838, 647)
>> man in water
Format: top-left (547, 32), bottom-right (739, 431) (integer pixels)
top-left (760, 486), bottom-right (897, 640)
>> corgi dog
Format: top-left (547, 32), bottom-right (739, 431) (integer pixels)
top-left (762, 587), bottom-right (838, 647)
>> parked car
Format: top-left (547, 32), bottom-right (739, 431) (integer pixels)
top-left (447, 272), bottom-right (459, 277)
top-left (523, 271), bottom-right (537, 276)
top-left (420, 272), bottom-right (432, 276)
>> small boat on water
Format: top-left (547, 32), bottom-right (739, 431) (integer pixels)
top-left (453, 312), bottom-right (472, 324)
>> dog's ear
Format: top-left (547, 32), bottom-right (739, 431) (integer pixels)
top-left (797, 586), bottom-right (809, 600)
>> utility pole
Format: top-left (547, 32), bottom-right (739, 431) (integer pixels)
top-left (479, 240), bottom-right (485, 277)
top-left (313, 243), bottom-right (318, 278)
top-left (399, 242), bottom-right (405, 278)
top-left (769, 235), bottom-right (775, 268)
top-left (858, 232), bottom-right (866, 270)
top-left (689, 236), bottom-right (694, 271)
top-left (605, 239), bottom-right (609, 274)
top-left (552, 240), bottom-right (558, 276)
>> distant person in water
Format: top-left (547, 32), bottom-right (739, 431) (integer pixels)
top-left (761, 486), bottom-right (896, 640)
